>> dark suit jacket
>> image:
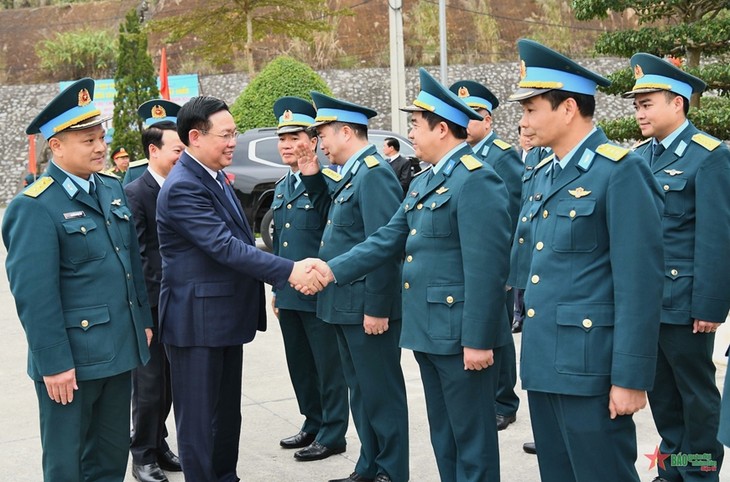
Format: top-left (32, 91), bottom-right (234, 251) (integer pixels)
top-left (388, 154), bottom-right (413, 197)
top-left (156, 152), bottom-right (294, 347)
top-left (124, 170), bottom-right (162, 307)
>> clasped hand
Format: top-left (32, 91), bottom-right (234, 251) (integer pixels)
top-left (288, 258), bottom-right (335, 295)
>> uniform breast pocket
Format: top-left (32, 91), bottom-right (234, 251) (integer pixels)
top-left (663, 259), bottom-right (693, 312)
top-left (271, 196), bottom-right (285, 231)
top-left (61, 218), bottom-right (107, 264)
top-left (294, 197), bottom-right (322, 230)
top-left (111, 205), bottom-right (133, 247)
top-left (555, 303), bottom-right (614, 376)
top-left (332, 190), bottom-right (356, 227)
top-left (421, 194), bottom-right (452, 238)
top-left (63, 305), bottom-right (115, 366)
top-left (426, 284), bottom-right (464, 339)
top-left (659, 177), bottom-right (687, 218)
top-left (552, 199), bottom-right (597, 253)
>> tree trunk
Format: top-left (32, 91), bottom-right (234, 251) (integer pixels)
top-left (246, 11), bottom-right (254, 75)
top-left (686, 46), bottom-right (701, 109)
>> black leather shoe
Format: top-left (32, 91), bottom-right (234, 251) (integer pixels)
top-left (132, 463), bottom-right (168, 482)
top-left (328, 472), bottom-right (374, 482)
top-left (496, 414), bottom-right (516, 431)
top-left (294, 441), bottom-right (346, 461)
top-left (280, 430), bottom-right (317, 449)
top-left (156, 450), bottom-right (182, 472)
top-left (374, 475), bottom-right (392, 482)
top-left (511, 318), bottom-right (523, 333)
top-left (523, 442), bottom-right (536, 454)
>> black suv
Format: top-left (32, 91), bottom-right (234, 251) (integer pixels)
top-left (228, 127), bottom-right (418, 249)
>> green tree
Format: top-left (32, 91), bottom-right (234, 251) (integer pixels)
top-left (35, 28), bottom-right (117, 80)
top-left (149, 0), bottom-right (339, 75)
top-left (110, 9), bottom-right (160, 164)
top-left (230, 56), bottom-right (331, 131)
top-left (573, 0), bottom-right (730, 140)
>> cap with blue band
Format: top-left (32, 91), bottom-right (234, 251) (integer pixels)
top-left (310, 92), bottom-right (377, 128)
top-left (623, 53), bottom-right (706, 100)
top-left (137, 99), bottom-right (181, 126)
top-left (449, 80), bottom-right (500, 114)
top-left (273, 96), bottom-right (317, 134)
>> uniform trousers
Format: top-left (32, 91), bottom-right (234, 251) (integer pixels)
top-left (35, 371), bottom-right (131, 482)
top-left (495, 292), bottom-right (519, 418)
top-left (415, 348), bottom-right (502, 482)
top-left (528, 390), bottom-right (640, 482)
top-left (335, 321), bottom-right (409, 482)
top-left (649, 324), bottom-right (723, 481)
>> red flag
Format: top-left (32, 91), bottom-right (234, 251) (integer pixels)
top-left (160, 47), bottom-right (170, 100)
top-left (28, 135), bottom-right (36, 177)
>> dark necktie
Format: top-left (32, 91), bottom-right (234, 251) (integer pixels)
top-left (551, 161), bottom-right (562, 184)
top-left (217, 171), bottom-right (243, 222)
top-left (88, 181), bottom-right (100, 208)
top-left (288, 174), bottom-right (297, 196)
top-left (652, 143), bottom-right (665, 166)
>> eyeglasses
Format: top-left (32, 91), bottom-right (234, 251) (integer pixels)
top-left (202, 130), bottom-right (239, 141)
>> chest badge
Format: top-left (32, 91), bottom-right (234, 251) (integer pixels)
top-left (435, 187), bottom-right (449, 194)
top-left (664, 169), bottom-right (683, 176)
top-left (111, 199), bottom-right (122, 206)
top-left (568, 187), bottom-right (591, 199)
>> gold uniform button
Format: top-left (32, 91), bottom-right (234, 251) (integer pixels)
top-left (410, 229), bottom-right (417, 235)
top-left (404, 204), bottom-right (410, 210)
top-left (518, 237), bottom-right (525, 244)
top-left (531, 275), bottom-right (540, 284)
top-left (527, 308), bottom-right (535, 318)
top-left (446, 295), bottom-right (454, 304)
top-left (404, 282), bottom-right (410, 290)
top-left (80, 226), bottom-right (87, 234)
top-left (543, 210), bottom-right (549, 219)
top-left (80, 320), bottom-right (89, 328)
top-left (536, 241), bottom-right (544, 251)
top-left (671, 268), bottom-right (678, 276)
top-left (124, 214), bottom-right (129, 220)
top-left (663, 185), bottom-right (670, 191)
top-left (569, 209), bottom-right (576, 218)
top-left (282, 241), bottom-right (288, 247)
top-left (582, 318), bottom-right (593, 328)
top-left (406, 255), bottom-right (413, 262)
top-left (417, 203), bottom-right (423, 210)
top-left (287, 203), bottom-right (292, 209)
top-left (285, 223), bottom-right (291, 228)
top-left (521, 216), bottom-right (528, 223)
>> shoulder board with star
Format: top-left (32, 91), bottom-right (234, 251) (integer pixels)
top-left (460, 154), bottom-right (482, 171)
top-left (691, 133), bottom-right (722, 151)
top-left (322, 167), bottom-right (343, 182)
top-left (493, 139), bottom-right (512, 151)
top-left (534, 153), bottom-right (555, 171)
top-left (275, 174), bottom-right (287, 185)
top-left (22, 176), bottom-right (54, 198)
top-left (364, 155), bottom-right (380, 168)
top-left (595, 143), bottom-right (629, 162)
top-left (128, 158), bottom-right (149, 168)
top-left (631, 138), bottom-right (651, 150)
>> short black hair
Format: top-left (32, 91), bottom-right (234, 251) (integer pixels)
top-left (420, 111), bottom-right (468, 140)
top-left (664, 91), bottom-right (690, 116)
top-left (176, 96), bottom-right (230, 146)
top-left (384, 137), bottom-right (400, 151)
top-left (329, 121), bottom-right (368, 141)
top-left (542, 90), bottom-right (595, 118)
top-left (141, 121), bottom-right (177, 158)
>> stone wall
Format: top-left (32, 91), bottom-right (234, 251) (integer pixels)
top-left (2, 58), bottom-right (633, 205)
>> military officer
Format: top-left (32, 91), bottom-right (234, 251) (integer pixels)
top-left (2, 78), bottom-right (153, 481)
top-left (508, 39), bottom-right (665, 482)
top-left (269, 96), bottom-right (349, 461)
top-left (108, 146), bottom-right (129, 180)
top-left (308, 67), bottom-right (513, 482)
top-left (124, 100), bottom-right (182, 187)
top-left (449, 79), bottom-right (523, 433)
top-left (626, 53), bottom-right (730, 482)
top-left (297, 92), bottom-right (408, 482)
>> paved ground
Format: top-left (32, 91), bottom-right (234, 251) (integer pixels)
top-left (0, 208), bottom-right (728, 481)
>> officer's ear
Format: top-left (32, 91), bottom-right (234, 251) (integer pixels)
top-left (48, 133), bottom-right (65, 156)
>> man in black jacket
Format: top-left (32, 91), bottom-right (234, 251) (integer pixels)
top-left (383, 137), bottom-right (412, 198)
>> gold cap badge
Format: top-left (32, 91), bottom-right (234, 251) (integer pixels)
top-left (520, 60), bottom-right (527, 80)
top-left (283, 110), bottom-right (293, 121)
top-left (78, 88), bottom-right (91, 106)
top-left (634, 64), bottom-right (644, 79)
top-left (458, 86), bottom-right (469, 98)
top-left (152, 105), bottom-right (167, 118)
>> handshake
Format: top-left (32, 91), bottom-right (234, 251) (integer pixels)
top-left (288, 258), bottom-right (336, 295)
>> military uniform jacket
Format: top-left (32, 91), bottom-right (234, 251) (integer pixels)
top-left (2, 162), bottom-right (153, 382)
top-left (635, 122), bottom-right (730, 325)
top-left (328, 144), bottom-right (512, 355)
top-left (301, 144), bottom-right (403, 325)
top-left (474, 131), bottom-right (523, 233)
top-left (271, 172), bottom-right (336, 312)
top-left (508, 148), bottom-right (553, 289)
top-left (521, 128), bottom-right (665, 396)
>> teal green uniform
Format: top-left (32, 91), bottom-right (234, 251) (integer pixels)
top-left (328, 144), bottom-right (512, 482)
top-left (301, 144), bottom-right (408, 482)
top-left (634, 123), bottom-right (730, 481)
top-left (2, 162), bottom-right (153, 481)
top-left (271, 170), bottom-right (349, 448)
top-left (123, 159), bottom-right (148, 186)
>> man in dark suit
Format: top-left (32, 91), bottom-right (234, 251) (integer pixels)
top-left (382, 136), bottom-right (412, 197)
top-left (2, 78), bottom-right (153, 481)
top-left (508, 40), bottom-right (665, 482)
top-left (269, 96), bottom-right (349, 461)
top-left (125, 117), bottom-right (185, 482)
top-left (627, 53), bottom-right (730, 482)
top-left (156, 96), bottom-right (323, 481)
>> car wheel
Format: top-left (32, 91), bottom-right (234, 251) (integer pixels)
top-left (261, 208), bottom-right (275, 250)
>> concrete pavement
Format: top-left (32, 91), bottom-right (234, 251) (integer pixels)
top-left (0, 208), bottom-right (727, 481)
